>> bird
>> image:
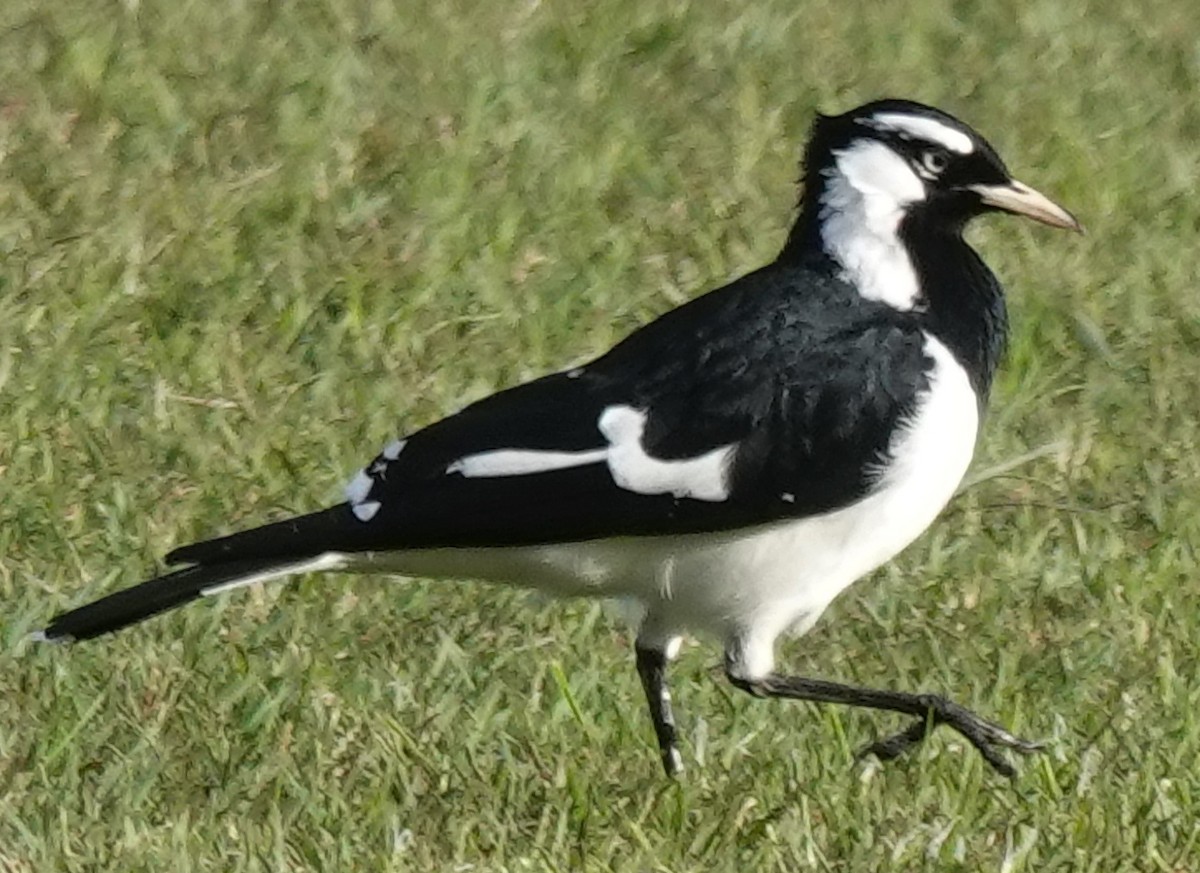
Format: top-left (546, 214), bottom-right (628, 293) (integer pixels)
top-left (37, 98), bottom-right (1081, 778)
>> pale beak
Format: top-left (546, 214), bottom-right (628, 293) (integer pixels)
top-left (968, 179), bottom-right (1083, 233)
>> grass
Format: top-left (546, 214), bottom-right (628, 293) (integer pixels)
top-left (2, 0), bottom-right (1199, 868)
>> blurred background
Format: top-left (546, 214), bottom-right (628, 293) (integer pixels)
top-left (2, 0), bottom-right (1198, 869)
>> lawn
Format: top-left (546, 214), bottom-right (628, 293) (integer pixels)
top-left (3, 0), bottom-right (1199, 869)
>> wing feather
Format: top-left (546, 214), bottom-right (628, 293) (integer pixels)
top-left (336, 264), bottom-right (933, 548)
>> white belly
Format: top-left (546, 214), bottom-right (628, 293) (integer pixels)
top-left (355, 334), bottom-right (978, 651)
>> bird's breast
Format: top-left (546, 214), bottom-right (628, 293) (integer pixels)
top-left (622, 329), bottom-right (980, 637)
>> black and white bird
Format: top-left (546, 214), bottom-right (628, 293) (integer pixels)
top-left (38, 99), bottom-right (1080, 778)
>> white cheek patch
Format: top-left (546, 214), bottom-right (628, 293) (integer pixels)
top-left (599, 406), bottom-right (734, 502)
top-left (447, 447), bottom-right (607, 477)
top-left (868, 113), bottom-right (974, 155)
top-left (820, 141), bottom-right (923, 311)
top-left (830, 141), bottom-right (926, 210)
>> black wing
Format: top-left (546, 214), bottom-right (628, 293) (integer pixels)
top-left (172, 263), bottom-right (933, 564)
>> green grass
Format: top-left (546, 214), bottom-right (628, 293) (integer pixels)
top-left (3, 0), bottom-right (1199, 869)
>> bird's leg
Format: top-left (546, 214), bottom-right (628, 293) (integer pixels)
top-left (725, 665), bottom-right (1042, 777)
top-left (635, 644), bottom-right (683, 777)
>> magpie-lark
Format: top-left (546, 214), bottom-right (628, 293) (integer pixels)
top-left (38, 99), bottom-right (1080, 778)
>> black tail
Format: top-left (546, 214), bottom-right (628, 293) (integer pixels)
top-left (164, 505), bottom-right (371, 565)
top-left (38, 558), bottom-right (299, 641)
top-left (39, 505), bottom-right (371, 642)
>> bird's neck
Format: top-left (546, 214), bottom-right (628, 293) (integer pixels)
top-left (781, 194), bottom-right (1008, 401)
top-left (900, 219), bottom-right (1008, 400)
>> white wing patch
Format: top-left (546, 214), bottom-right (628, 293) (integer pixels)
top-left (442, 405), bottom-right (736, 502)
top-left (821, 140), bottom-right (923, 311)
top-left (345, 469), bottom-right (373, 504)
top-left (346, 438), bottom-right (409, 522)
top-left (447, 447), bottom-right (607, 477)
top-left (866, 113), bottom-right (974, 154)
top-left (599, 406), bottom-right (734, 502)
top-left (353, 500), bottom-right (382, 522)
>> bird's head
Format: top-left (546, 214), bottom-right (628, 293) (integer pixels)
top-left (803, 99), bottom-right (1081, 236)
top-left (785, 98), bottom-right (1080, 308)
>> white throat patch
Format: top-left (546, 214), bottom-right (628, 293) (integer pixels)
top-left (819, 140), bottom-right (924, 311)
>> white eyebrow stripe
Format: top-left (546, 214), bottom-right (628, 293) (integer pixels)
top-left (867, 113), bottom-right (974, 154)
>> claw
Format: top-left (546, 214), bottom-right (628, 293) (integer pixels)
top-left (856, 719), bottom-right (928, 763)
top-left (857, 712), bottom-right (1044, 777)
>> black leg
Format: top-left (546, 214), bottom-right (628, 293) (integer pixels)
top-left (726, 668), bottom-right (1042, 777)
top-left (636, 645), bottom-right (683, 777)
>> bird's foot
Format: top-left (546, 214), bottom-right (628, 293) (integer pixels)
top-left (857, 695), bottom-right (1044, 777)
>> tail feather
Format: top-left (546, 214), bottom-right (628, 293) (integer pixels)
top-left (40, 504), bottom-right (379, 643)
top-left (165, 505), bottom-right (365, 566)
top-left (39, 555), bottom-right (342, 642)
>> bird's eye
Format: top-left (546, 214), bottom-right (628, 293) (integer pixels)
top-left (921, 148), bottom-right (949, 175)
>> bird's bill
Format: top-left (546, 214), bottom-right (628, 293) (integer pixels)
top-left (969, 180), bottom-right (1083, 233)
